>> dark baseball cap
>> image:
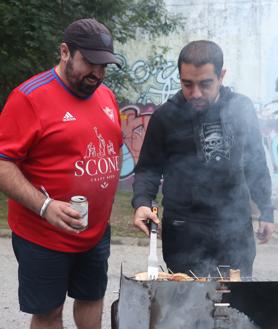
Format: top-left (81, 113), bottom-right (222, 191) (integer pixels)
top-left (63, 18), bottom-right (121, 68)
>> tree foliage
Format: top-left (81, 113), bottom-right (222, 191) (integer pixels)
top-left (0, 0), bottom-right (183, 108)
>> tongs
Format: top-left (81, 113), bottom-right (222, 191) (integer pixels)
top-left (147, 203), bottom-right (159, 280)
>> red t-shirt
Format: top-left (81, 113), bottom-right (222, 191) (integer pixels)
top-left (0, 68), bottom-right (122, 252)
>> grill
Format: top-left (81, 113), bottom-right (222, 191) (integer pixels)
top-left (111, 273), bottom-right (278, 329)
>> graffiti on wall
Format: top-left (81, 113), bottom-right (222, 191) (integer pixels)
top-left (108, 55), bottom-right (180, 105)
top-left (120, 104), bottom-right (153, 180)
top-left (119, 57), bottom-right (180, 184)
top-left (132, 59), bottom-right (180, 105)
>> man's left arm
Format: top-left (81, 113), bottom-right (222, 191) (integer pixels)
top-left (243, 99), bottom-right (275, 243)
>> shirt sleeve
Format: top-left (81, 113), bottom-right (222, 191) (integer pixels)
top-left (0, 89), bottom-right (41, 161)
top-left (132, 111), bottom-right (164, 209)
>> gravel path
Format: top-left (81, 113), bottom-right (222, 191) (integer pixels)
top-left (1, 235), bottom-right (278, 329)
top-left (0, 237), bottom-right (162, 329)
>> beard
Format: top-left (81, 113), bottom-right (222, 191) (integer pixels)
top-left (65, 59), bottom-right (102, 97)
top-left (188, 93), bottom-right (220, 112)
top-left (187, 89), bottom-right (221, 111)
top-left (188, 99), bottom-right (209, 111)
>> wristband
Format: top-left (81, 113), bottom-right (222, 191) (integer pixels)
top-left (40, 197), bottom-right (53, 217)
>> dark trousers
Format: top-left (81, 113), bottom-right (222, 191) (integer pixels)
top-left (162, 217), bottom-right (256, 278)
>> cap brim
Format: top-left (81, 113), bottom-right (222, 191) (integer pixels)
top-left (79, 48), bottom-right (122, 69)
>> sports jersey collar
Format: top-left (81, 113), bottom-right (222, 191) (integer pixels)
top-left (51, 67), bottom-right (93, 100)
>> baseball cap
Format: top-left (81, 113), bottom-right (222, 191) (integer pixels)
top-left (63, 18), bottom-right (121, 68)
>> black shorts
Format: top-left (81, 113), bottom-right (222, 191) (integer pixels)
top-left (12, 225), bottom-right (111, 314)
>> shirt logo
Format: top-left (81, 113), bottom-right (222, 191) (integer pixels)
top-left (74, 127), bottom-right (120, 188)
top-left (102, 106), bottom-right (115, 122)
top-left (63, 112), bottom-right (76, 122)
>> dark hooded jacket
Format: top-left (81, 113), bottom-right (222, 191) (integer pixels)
top-left (132, 87), bottom-right (273, 226)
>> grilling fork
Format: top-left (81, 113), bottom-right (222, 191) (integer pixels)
top-left (147, 204), bottom-right (159, 280)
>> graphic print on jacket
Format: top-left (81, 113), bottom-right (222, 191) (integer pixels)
top-left (200, 121), bottom-right (235, 162)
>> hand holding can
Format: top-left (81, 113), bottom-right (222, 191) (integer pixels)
top-left (70, 196), bottom-right (88, 231)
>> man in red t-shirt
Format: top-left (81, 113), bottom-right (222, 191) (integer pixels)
top-left (0, 18), bottom-right (122, 329)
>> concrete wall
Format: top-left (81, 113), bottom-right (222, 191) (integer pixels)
top-left (117, 0), bottom-right (278, 207)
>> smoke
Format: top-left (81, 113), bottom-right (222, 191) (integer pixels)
top-left (219, 308), bottom-right (260, 329)
top-left (134, 85), bottom-right (275, 279)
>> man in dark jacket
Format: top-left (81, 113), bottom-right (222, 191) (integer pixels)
top-left (132, 40), bottom-right (275, 278)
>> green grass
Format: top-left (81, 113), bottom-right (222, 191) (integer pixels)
top-left (0, 192), bottom-right (8, 229)
top-left (110, 191), bottom-right (146, 238)
top-left (0, 191), bottom-right (161, 238)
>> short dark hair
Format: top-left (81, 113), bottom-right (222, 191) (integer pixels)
top-left (178, 40), bottom-right (224, 77)
top-left (65, 42), bottom-right (78, 58)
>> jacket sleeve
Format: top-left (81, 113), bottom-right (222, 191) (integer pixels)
top-left (243, 98), bottom-right (274, 222)
top-left (132, 112), bottom-right (165, 209)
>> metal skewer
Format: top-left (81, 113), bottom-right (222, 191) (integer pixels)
top-left (217, 267), bottom-right (223, 280)
top-left (160, 265), bottom-right (165, 272)
top-left (189, 270), bottom-right (199, 280)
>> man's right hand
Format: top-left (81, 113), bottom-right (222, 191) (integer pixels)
top-left (44, 200), bottom-right (86, 234)
top-left (133, 206), bottom-right (160, 236)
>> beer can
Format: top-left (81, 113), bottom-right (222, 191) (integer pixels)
top-left (70, 195), bottom-right (88, 230)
